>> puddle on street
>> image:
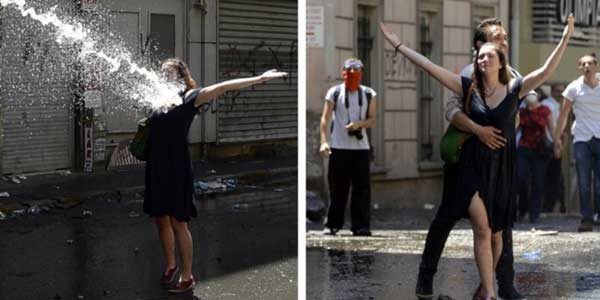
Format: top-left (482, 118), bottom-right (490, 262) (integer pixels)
top-left (307, 228), bottom-right (600, 300)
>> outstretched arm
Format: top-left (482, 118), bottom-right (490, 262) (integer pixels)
top-left (192, 69), bottom-right (287, 107)
top-left (520, 14), bottom-right (574, 98)
top-left (380, 23), bottom-right (462, 95)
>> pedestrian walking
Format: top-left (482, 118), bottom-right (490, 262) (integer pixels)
top-left (381, 13), bottom-right (574, 300)
top-left (517, 92), bottom-right (554, 223)
top-left (541, 83), bottom-right (566, 213)
top-left (143, 57), bottom-right (286, 293)
top-left (554, 53), bottom-right (600, 232)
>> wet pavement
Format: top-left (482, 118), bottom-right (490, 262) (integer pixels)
top-left (0, 185), bottom-right (297, 300)
top-left (307, 209), bottom-right (600, 300)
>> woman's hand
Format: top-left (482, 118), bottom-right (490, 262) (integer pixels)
top-left (379, 22), bottom-right (402, 48)
top-left (563, 13), bottom-right (575, 39)
top-left (260, 69), bottom-right (288, 82)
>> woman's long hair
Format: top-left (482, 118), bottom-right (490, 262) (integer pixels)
top-left (162, 58), bottom-right (198, 90)
top-left (472, 43), bottom-right (511, 102)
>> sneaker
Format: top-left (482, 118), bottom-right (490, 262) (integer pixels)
top-left (578, 221), bottom-right (594, 232)
top-left (498, 285), bottom-right (526, 300)
top-left (352, 229), bottom-right (372, 236)
top-left (322, 227), bottom-right (338, 236)
top-left (167, 276), bottom-right (196, 293)
top-left (415, 271), bottom-right (434, 299)
top-left (160, 265), bottom-right (179, 285)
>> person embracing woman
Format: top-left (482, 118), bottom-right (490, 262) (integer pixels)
top-left (380, 14), bottom-right (574, 300)
top-left (144, 57), bottom-right (287, 293)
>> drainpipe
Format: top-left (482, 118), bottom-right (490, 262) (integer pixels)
top-left (509, 0), bottom-right (519, 70)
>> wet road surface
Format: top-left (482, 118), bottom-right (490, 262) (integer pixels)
top-left (0, 187), bottom-right (297, 300)
top-left (307, 211), bottom-right (600, 300)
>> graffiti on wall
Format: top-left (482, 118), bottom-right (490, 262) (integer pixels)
top-left (219, 40), bottom-right (297, 111)
top-left (220, 40), bottom-right (296, 85)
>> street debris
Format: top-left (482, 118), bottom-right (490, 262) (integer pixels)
top-left (531, 228), bottom-right (559, 236)
top-left (0, 210), bottom-right (6, 221)
top-left (10, 177), bottom-right (21, 184)
top-left (128, 211), bottom-right (140, 218)
top-left (194, 178), bottom-right (237, 194)
top-left (26, 205), bottom-right (41, 215)
top-left (209, 169), bottom-right (217, 174)
top-left (522, 250), bottom-right (542, 261)
top-left (0, 192), bottom-right (10, 197)
top-left (424, 203), bottom-right (436, 210)
top-left (274, 188), bottom-right (284, 192)
top-left (373, 203), bottom-right (380, 210)
top-left (66, 239), bottom-right (74, 245)
top-left (134, 247), bottom-right (139, 255)
top-left (231, 203), bottom-right (249, 212)
top-left (17, 175), bottom-right (26, 180)
top-left (82, 210), bottom-right (92, 217)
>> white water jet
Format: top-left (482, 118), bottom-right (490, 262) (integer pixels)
top-left (0, 0), bottom-right (184, 111)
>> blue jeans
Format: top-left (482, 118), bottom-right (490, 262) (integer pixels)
top-left (517, 146), bottom-right (549, 221)
top-left (574, 138), bottom-right (600, 222)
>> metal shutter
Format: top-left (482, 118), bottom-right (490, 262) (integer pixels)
top-left (0, 5), bottom-right (72, 174)
top-left (217, 0), bottom-right (298, 143)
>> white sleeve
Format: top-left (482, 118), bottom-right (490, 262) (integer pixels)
top-left (563, 81), bottom-right (578, 102)
top-left (325, 86), bottom-right (336, 103)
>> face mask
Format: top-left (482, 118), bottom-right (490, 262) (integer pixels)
top-left (342, 70), bottom-right (362, 91)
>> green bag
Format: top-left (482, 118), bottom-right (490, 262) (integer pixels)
top-left (439, 82), bottom-right (475, 164)
top-left (129, 117), bottom-right (150, 161)
top-left (440, 124), bottom-right (472, 164)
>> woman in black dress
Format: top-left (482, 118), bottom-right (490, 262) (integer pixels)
top-left (380, 15), bottom-right (574, 299)
top-left (144, 58), bottom-right (287, 293)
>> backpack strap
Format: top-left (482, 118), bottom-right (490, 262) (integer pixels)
top-left (330, 84), bottom-right (341, 133)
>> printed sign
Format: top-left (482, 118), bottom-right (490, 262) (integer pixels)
top-left (83, 120), bottom-right (94, 172)
top-left (307, 6), bottom-right (324, 48)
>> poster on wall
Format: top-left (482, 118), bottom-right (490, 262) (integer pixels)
top-left (307, 6), bottom-right (324, 48)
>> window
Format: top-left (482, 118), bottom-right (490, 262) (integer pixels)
top-left (357, 5), bottom-right (373, 86)
top-left (418, 10), bottom-right (441, 162)
top-left (149, 14), bottom-right (175, 62)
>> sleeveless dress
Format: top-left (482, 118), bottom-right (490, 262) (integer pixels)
top-left (143, 89), bottom-right (200, 222)
top-left (442, 76), bottom-right (523, 232)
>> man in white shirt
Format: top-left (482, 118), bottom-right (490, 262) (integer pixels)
top-left (319, 58), bottom-right (377, 237)
top-left (541, 83), bottom-right (566, 213)
top-left (555, 53), bottom-right (600, 232)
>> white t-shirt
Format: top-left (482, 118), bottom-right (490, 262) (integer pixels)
top-left (541, 96), bottom-right (560, 142)
top-left (562, 77), bottom-right (600, 143)
top-left (325, 84), bottom-right (376, 150)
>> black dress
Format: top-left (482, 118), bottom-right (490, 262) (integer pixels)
top-left (442, 76), bottom-right (523, 232)
top-left (143, 90), bottom-right (199, 222)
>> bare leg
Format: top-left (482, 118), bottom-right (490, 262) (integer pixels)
top-left (469, 192), bottom-right (495, 298)
top-left (170, 217), bottom-right (194, 280)
top-left (492, 231), bottom-right (503, 270)
top-left (155, 216), bottom-right (177, 272)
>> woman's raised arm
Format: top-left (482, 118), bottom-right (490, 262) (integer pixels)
top-left (380, 23), bottom-right (463, 95)
top-left (520, 14), bottom-right (574, 98)
top-left (192, 69), bottom-right (287, 107)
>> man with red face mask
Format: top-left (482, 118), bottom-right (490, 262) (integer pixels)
top-left (319, 58), bottom-right (377, 236)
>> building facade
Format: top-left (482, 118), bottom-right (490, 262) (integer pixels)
top-left (307, 0), bottom-right (510, 208)
top-left (0, 0), bottom-right (297, 175)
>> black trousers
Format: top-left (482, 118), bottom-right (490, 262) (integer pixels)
top-left (325, 148), bottom-right (371, 232)
top-left (419, 164), bottom-right (515, 287)
top-left (543, 157), bottom-right (565, 212)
